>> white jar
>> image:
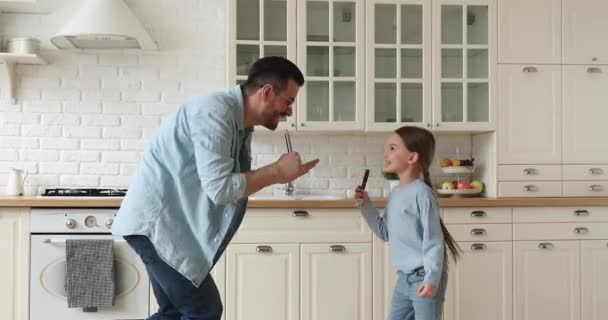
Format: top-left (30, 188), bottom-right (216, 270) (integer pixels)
top-left (6, 37), bottom-right (40, 54)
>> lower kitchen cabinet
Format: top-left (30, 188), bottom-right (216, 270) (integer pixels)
top-left (581, 240), bottom-right (608, 320)
top-left (0, 208), bottom-right (29, 320)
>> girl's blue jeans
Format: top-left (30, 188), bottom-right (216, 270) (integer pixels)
top-left (388, 268), bottom-right (448, 320)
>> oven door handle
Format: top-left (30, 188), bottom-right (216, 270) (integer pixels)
top-left (43, 239), bottom-right (126, 244)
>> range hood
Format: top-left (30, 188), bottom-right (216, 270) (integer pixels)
top-left (51, 0), bottom-right (157, 50)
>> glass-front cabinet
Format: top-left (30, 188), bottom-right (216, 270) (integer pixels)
top-left (296, 0), bottom-right (365, 131)
top-left (432, 0), bottom-right (496, 131)
top-left (366, 0), bottom-right (431, 131)
top-left (228, 0), bottom-right (297, 130)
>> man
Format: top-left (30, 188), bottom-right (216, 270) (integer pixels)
top-left (111, 57), bottom-right (318, 320)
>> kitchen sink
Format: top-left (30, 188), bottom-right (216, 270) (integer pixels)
top-left (249, 194), bottom-right (345, 201)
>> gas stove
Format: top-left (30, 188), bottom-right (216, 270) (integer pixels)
top-left (41, 188), bottom-right (127, 197)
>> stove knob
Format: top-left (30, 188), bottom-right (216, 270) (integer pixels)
top-left (106, 219), bottom-right (114, 229)
top-left (65, 219), bottom-right (77, 229)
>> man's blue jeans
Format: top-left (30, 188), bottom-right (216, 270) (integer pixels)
top-left (124, 235), bottom-right (222, 320)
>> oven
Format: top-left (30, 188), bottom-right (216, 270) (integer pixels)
top-left (30, 207), bottom-right (149, 320)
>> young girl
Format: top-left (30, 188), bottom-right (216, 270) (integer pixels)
top-left (354, 126), bottom-right (460, 320)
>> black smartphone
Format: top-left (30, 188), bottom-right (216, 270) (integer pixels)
top-left (361, 169), bottom-right (370, 190)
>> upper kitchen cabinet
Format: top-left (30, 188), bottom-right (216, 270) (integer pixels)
top-left (563, 0), bottom-right (608, 65)
top-left (228, 0), bottom-right (297, 130)
top-left (296, 0), bottom-right (365, 131)
top-left (432, 0), bottom-right (497, 132)
top-left (498, 0), bottom-right (561, 64)
top-left (365, 0), bottom-right (432, 132)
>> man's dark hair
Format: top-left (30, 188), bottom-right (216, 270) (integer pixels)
top-left (242, 56), bottom-right (305, 95)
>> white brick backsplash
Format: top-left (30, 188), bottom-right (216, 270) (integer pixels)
top-left (81, 139), bottom-right (120, 151)
top-left (122, 115), bottom-right (160, 127)
top-left (63, 127), bottom-right (102, 138)
top-left (82, 115), bottom-right (121, 127)
top-left (42, 88), bottom-right (81, 101)
top-left (0, 125), bottom-right (20, 136)
top-left (103, 103), bottom-right (141, 115)
top-left (80, 65), bottom-right (119, 78)
top-left (310, 167), bottom-right (348, 179)
top-left (121, 164), bottom-right (137, 175)
top-left (25, 175), bottom-right (59, 187)
top-left (81, 163), bottom-right (120, 175)
top-left (330, 154), bottom-right (365, 166)
top-left (123, 90), bottom-right (162, 103)
top-left (1, 112), bottom-right (40, 125)
top-left (20, 150), bottom-right (60, 162)
top-left (20, 77), bottom-right (60, 89)
top-left (100, 175), bottom-right (133, 187)
top-left (83, 89), bottom-right (121, 102)
top-left (62, 78), bottom-right (100, 90)
top-left (41, 138), bottom-right (79, 150)
top-left (0, 161), bottom-right (37, 174)
top-left (60, 175), bottom-right (100, 187)
top-left (140, 55), bottom-right (178, 68)
top-left (61, 151), bottom-right (100, 162)
top-left (40, 162), bottom-right (78, 175)
top-left (23, 101), bottom-right (62, 113)
top-left (103, 128), bottom-right (142, 139)
top-left (142, 103), bottom-right (178, 115)
top-left (162, 90), bottom-right (192, 104)
top-left (120, 66), bottom-right (160, 79)
top-left (0, 137), bottom-right (39, 149)
top-left (102, 79), bottom-right (141, 90)
top-left (41, 113), bottom-right (81, 126)
top-left (64, 102), bottom-right (102, 114)
top-left (121, 139), bottom-right (147, 151)
top-left (22, 125), bottom-right (62, 137)
top-left (0, 151), bottom-right (18, 161)
top-left (0, 101), bottom-right (22, 112)
top-left (100, 54), bottom-right (139, 66)
top-left (142, 79), bottom-right (180, 91)
top-left (17, 88), bottom-right (42, 100)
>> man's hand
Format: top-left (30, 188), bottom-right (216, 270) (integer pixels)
top-left (274, 152), bottom-right (319, 183)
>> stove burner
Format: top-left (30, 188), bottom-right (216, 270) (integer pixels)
top-left (41, 188), bottom-right (127, 197)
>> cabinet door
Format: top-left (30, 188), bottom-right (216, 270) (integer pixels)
top-left (444, 241), bottom-right (512, 320)
top-left (497, 0), bottom-right (560, 63)
top-left (432, 0), bottom-right (496, 132)
top-left (563, 0), bottom-right (608, 64)
top-left (301, 243), bottom-right (372, 320)
top-left (228, 0), bottom-right (297, 130)
top-left (366, 0), bottom-right (431, 132)
top-left (513, 241), bottom-right (580, 320)
top-left (563, 65), bottom-right (608, 164)
top-left (0, 209), bottom-right (29, 320)
top-left (225, 244), bottom-right (299, 320)
top-left (581, 240), bottom-right (608, 320)
top-left (296, 0), bottom-right (365, 130)
top-left (372, 237), bottom-right (398, 320)
top-left (498, 64), bottom-right (561, 164)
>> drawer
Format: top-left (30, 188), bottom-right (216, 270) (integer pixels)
top-left (564, 165), bottom-right (608, 180)
top-left (513, 223), bottom-right (608, 240)
top-left (563, 181), bottom-right (608, 197)
top-left (499, 165), bottom-right (562, 181)
top-left (443, 207), bottom-right (512, 224)
top-left (513, 207), bottom-right (608, 223)
top-left (498, 181), bottom-right (562, 197)
top-left (446, 224), bottom-right (512, 241)
top-left (232, 209), bottom-right (371, 243)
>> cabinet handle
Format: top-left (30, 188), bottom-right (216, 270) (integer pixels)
top-left (588, 184), bottom-right (604, 192)
top-left (291, 123), bottom-right (296, 127)
top-left (301, 122), bottom-right (306, 127)
top-left (523, 168), bottom-right (538, 175)
top-left (471, 243), bottom-right (486, 251)
top-left (573, 209), bottom-right (590, 217)
top-left (522, 66), bottom-right (538, 73)
top-left (523, 185), bottom-right (538, 192)
top-left (574, 227), bottom-right (589, 234)
top-left (256, 245), bottom-right (273, 253)
top-left (470, 228), bottom-right (487, 236)
top-left (470, 210), bottom-right (487, 218)
top-left (329, 245), bottom-right (346, 252)
top-left (588, 168), bottom-right (604, 175)
top-left (587, 67), bottom-right (602, 73)
top-left (538, 242), bottom-right (554, 249)
top-left (292, 210), bottom-right (309, 217)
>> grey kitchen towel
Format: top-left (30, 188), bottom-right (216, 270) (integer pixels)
top-left (65, 239), bottom-right (115, 309)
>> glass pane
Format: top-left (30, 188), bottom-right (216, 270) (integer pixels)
top-left (401, 83), bottom-right (423, 122)
top-left (467, 6), bottom-right (488, 45)
top-left (468, 83), bottom-right (489, 122)
top-left (374, 83), bottom-right (397, 123)
top-left (441, 5), bottom-right (462, 44)
top-left (334, 2), bottom-right (356, 42)
top-left (334, 46), bottom-right (355, 77)
top-left (307, 46), bottom-right (329, 77)
top-left (237, 0), bottom-right (259, 40)
top-left (264, 45), bottom-right (287, 58)
top-left (441, 83), bottom-right (463, 122)
top-left (307, 1), bottom-right (329, 42)
top-left (401, 5), bottom-right (422, 44)
top-left (375, 48), bottom-right (396, 78)
top-left (375, 4), bottom-right (396, 44)
top-left (236, 45), bottom-right (259, 75)
top-left (401, 49), bottom-right (422, 79)
top-left (307, 81), bottom-right (330, 121)
top-left (264, 0), bottom-right (287, 41)
top-left (334, 81), bottom-right (356, 121)
top-left (468, 49), bottom-right (488, 78)
top-left (442, 49), bottom-right (463, 78)
top-left (236, 79), bottom-right (246, 86)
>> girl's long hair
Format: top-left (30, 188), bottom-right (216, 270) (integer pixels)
top-left (394, 126), bottom-right (461, 263)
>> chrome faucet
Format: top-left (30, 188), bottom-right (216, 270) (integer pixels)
top-left (285, 182), bottom-right (295, 196)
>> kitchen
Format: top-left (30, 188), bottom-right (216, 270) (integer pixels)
top-left (1, 0), bottom-right (608, 319)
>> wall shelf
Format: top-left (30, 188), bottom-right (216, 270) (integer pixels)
top-left (0, 53), bottom-right (46, 103)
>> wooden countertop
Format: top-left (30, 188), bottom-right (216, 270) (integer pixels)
top-left (1, 196), bottom-right (608, 208)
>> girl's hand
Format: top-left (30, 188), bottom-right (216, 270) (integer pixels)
top-left (416, 283), bottom-right (437, 298)
top-left (354, 186), bottom-right (370, 205)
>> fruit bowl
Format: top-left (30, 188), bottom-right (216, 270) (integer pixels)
top-left (440, 166), bottom-right (474, 175)
top-left (436, 188), bottom-right (483, 197)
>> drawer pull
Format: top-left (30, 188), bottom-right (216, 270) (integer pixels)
top-left (471, 243), bottom-right (486, 251)
top-left (292, 210), bottom-right (309, 217)
top-left (574, 227), bottom-right (589, 234)
top-left (587, 67), bottom-right (602, 73)
top-left (470, 210), bottom-right (487, 218)
top-left (573, 209), bottom-right (590, 217)
top-left (588, 184), bottom-right (604, 192)
top-left (522, 66), bottom-right (537, 73)
top-left (539, 242), bottom-right (554, 249)
top-left (523, 168), bottom-right (538, 175)
top-left (256, 245), bottom-right (273, 253)
top-left (329, 245), bottom-right (346, 252)
top-left (470, 228), bottom-right (487, 236)
top-left (523, 185), bottom-right (538, 192)
top-left (588, 168), bottom-right (604, 175)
